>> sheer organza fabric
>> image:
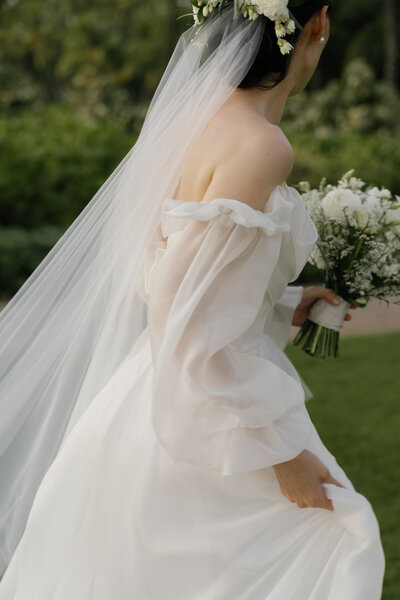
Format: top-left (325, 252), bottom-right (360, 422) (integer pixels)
top-left (0, 185), bottom-right (385, 598)
top-left (148, 185), bottom-right (317, 477)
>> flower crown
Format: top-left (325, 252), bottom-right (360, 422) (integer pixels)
top-left (191, 0), bottom-right (305, 55)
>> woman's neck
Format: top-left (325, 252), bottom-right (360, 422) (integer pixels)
top-left (230, 79), bottom-right (292, 126)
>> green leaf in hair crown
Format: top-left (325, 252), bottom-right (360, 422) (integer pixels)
top-left (190, 1), bottom-right (301, 55)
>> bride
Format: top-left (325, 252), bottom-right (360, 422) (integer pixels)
top-left (0, 0), bottom-right (385, 598)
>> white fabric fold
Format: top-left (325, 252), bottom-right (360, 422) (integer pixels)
top-left (266, 284), bottom-right (304, 351)
top-left (148, 185), bottom-right (318, 477)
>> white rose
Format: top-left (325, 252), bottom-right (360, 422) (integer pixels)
top-left (255, 0), bottom-right (289, 20)
top-left (322, 189), bottom-right (362, 221)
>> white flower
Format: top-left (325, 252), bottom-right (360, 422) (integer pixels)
top-left (384, 207), bottom-right (400, 235)
top-left (299, 172), bottom-right (400, 305)
top-left (382, 264), bottom-right (399, 277)
top-left (255, 0), bottom-right (289, 20)
top-left (285, 18), bottom-right (296, 34)
top-left (322, 189), bottom-right (362, 221)
top-left (309, 245), bottom-right (325, 270)
top-left (275, 21), bottom-right (287, 38)
top-left (356, 197), bottom-right (384, 230)
top-left (277, 38), bottom-right (293, 55)
top-left (275, 16), bottom-right (295, 37)
top-left (366, 186), bottom-right (392, 200)
top-left (385, 207), bottom-right (400, 225)
top-left (347, 177), bottom-right (365, 190)
top-left (195, 1), bottom-right (296, 55)
top-left (245, 6), bottom-right (259, 20)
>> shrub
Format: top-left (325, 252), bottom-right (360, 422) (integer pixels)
top-left (286, 132), bottom-right (400, 196)
top-left (283, 59), bottom-right (400, 138)
top-left (0, 104), bottom-right (134, 228)
top-left (0, 226), bottom-right (65, 298)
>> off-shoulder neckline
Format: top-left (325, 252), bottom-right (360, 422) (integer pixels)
top-left (163, 183), bottom-right (290, 217)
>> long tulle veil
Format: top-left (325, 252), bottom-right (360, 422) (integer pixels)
top-left (0, 5), bottom-right (265, 574)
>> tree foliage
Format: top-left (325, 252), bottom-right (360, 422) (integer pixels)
top-left (283, 59), bottom-right (400, 137)
top-left (0, 0), bottom-right (398, 123)
top-left (0, 104), bottom-right (133, 228)
top-left (0, 0), bottom-right (187, 126)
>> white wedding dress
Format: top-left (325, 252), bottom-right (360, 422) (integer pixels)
top-left (0, 183), bottom-right (385, 599)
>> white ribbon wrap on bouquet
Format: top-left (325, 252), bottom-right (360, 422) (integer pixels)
top-left (308, 297), bottom-right (351, 332)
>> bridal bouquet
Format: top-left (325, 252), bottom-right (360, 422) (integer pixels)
top-left (293, 170), bottom-right (400, 358)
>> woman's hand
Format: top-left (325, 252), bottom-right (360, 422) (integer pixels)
top-left (273, 449), bottom-right (346, 511)
top-left (292, 285), bottom-right (357, 327)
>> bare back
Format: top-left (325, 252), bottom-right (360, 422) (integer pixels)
top-left (173, 94), bottom-right (294, 209)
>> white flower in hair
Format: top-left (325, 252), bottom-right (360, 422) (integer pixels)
top-left (254, 0), bottom-right (289, 21)
top-left (278, 38), bottom-right (294, 54)
top-left (285, 18), bottom-right (296, 34)
top-left (191, 0), bottom-right (301, 55)
top-left (275, 20), bottom-right (288, 38)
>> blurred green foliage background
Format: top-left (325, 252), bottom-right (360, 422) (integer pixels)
top-left (0, 0), bottom-right (399, 297)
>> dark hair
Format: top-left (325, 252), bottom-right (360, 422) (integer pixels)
top-left (239, 0), bottom-right (332, 90)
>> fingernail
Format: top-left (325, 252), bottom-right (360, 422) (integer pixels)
top-left (332, 297), bottom-right (340, 305)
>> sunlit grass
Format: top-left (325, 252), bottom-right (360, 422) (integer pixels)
top-left (286, 331), bottom-right (400, 599)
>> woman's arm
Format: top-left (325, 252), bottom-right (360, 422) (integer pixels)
top-left (203, 130), bottom-right (349, 510)
top-left (152, 129), bottom-right (347, 509)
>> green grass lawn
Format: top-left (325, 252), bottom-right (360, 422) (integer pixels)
top-left (286, 331), bottom-right (400, 599)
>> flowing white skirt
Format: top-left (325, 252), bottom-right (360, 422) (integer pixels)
top-left (0, 328), bottom-right (385, 600)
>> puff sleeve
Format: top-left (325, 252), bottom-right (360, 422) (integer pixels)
top-left (148, 193), bottom-right (315, 478)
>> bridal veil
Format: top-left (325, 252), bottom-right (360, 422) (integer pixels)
top-left (0, 6), bottom-right (267, 574)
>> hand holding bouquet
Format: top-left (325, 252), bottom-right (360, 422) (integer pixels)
top-left (293, 171), bottom-right (400, 358)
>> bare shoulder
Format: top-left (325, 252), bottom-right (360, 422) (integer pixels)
top-left (253, 123), bottom-right (294, 174)
top-left (201, 121), bottom-right (294, 212)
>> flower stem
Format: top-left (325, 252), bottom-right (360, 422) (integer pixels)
top-left (293, 320), bottom-right (340, 359)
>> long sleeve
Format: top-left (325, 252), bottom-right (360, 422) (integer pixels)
top-left (265, 285), bottom-right (304, 351)
top-left (148, 191), bottom-right (316, 478)
top-left (264, 285), bottom-right (314, 401)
